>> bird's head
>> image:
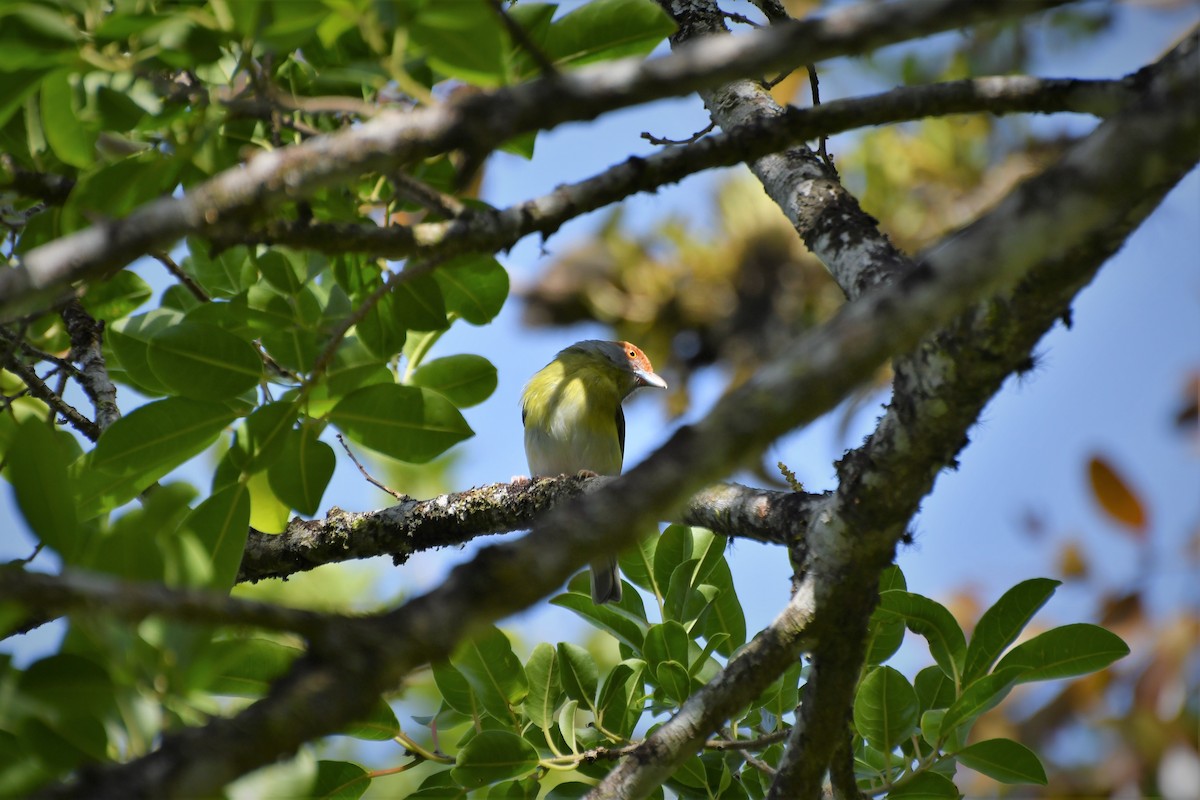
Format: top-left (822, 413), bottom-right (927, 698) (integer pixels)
top-left (561, 340), bottom-right (667, 398)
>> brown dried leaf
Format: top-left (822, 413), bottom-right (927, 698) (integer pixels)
top-left (1088, 455), bottom-right (1148, 537)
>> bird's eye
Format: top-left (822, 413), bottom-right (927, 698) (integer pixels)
top-left (627, 349), bottom-right (636, 358)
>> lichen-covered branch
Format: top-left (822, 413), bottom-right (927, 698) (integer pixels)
top-left (237, 477), bottom-right (815, 584)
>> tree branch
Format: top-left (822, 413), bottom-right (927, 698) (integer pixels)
top-left (0, 0), bottom-right (1072, 320)
top-left (0, 569), bottom-right (333, 639)
top-left (237, 477), bottom-right (816, 584)
top-left (767, 31), bottom-right (1200, 799)
top-left (0, 356), bottom-right (101, 441)
top-left (60, 300), bottom-right (120, 432)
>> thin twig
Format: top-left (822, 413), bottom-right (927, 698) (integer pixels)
top-left (641, 121), bottom-right (716, 146)
top-left (707, 728), bottom-right (792, 751)
top-left (391, 172), bottom-right (467, 218)
top-left (306, 256), bottom-right (446, 386)
top-left (724, 11), bottom-right (762, 28)
top-left (336, 433), bottom-right (408, 500)
top-left (1, 357), bottom-right (100, 441)
top-left (153, 251), bottom-right (211, 302)
top-left (807, 63), bottom-right (833, 167)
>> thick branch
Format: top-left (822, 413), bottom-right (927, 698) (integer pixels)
top-left (237, 477), bottom-right (817, 583)
top-left (0, 569), bottom-right (332, 639)
top-left (768, 32), bottom-right (1200, 799)
top-left (0, 0), bottom-right (1071, 320)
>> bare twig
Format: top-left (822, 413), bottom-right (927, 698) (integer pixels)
top-left (641, 121), bottom-right (716, 146)
top-left (391, 172), bottom-right (467, 218)
top-left (807, 64), bottom-right (833, 167)
top-left (152, 251), bottom-right (211, 302)
top-left (1, 357), bottom-right (100, 441)
top-left (336, 433), bottom-right (408, 500)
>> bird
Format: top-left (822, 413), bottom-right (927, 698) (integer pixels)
top-left (521, 340), bottom-right (667, 604)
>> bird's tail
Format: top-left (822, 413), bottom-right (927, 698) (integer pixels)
top-left (590, 556), bottom-right (622, 605)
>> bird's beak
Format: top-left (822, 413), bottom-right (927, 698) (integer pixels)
top-left (633, 369), bottom-right (668, 390)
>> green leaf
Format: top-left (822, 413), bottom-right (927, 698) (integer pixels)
top-left (267, 428), bottom-right (335, 516)
top-left (853, 666), bottom-right (919, 751)
top-left (653, 524), bottom-right (692, 601)
top-left (19, 654), bottom-right (114, 717)
top-left (618, 533), bottom-right (660, 597)
top-left (556, 643), bottom-right (598, 710)
top-left (432, 661), bottom-right (478, 717)
top-left (596, 659), bottom-right (646, 739)
top-left (146, 321), bottom-right (262, 401)
top-left (106, 308), bottom-right (187, 395)
top-left (524, 643), bottom-right (561, 730)
top-left (60, 153), bottom-right (178, 236)
top-left (451, 730), bottom-right (539, 789)
top-left (21, 715), bottom-right (107, 773)
top-left (886, 770), bottom-right (959, 799)
top-left (178, 484), bottom-right (251, 589)
top-left (695, 561), bottom-right (745, 656)
top-left (0, 68), bottom-right (45, 130)
top-left (914, 665), bottom-right (956, 713)
top-left (75, 398), bottom-right (236, 518)
top-left (643, 621), bottom-right (691, 674)
top-left (551, 587), bottom-right (647, 653)
top-left (451, 626), bottom-right (528, 723)
top-left (6, 420), bottom-right (77, 559)
top-left (557, 699), bottom-right (580, 754)
top-left (410, 1), bottom-right (507, 87)
top-left (339, 701), bottom-right (400, 741)
top-left (545, 782), bottom-right (594, 800)
top-left (864, 607), bottom-right (906, 666)
top-left (939, 667), bottom-right (1023, 737)
top-left (209, 639), bottom-right (302, 697)
top-left (955, 738), bottom-right (1047, 785)
top-left (356, 293), bottom-right (408, 360)
top-left (655, 660), bottom-right (691, 705)
top-left (876, 591), bottom-right (966, 686)
top-left (410, 354), bottom-right (498, 408)
top-left (329, 383), bottom-right (473, 463)
top-left (544, 0), bottom-right (676, 69)
top-left (182, 239), bottom-right (255, 299)
top-left (40, 69), bottom-right (94, 168)
top-left (85, 482), bottom-right (194, 581)
top-left (257, 250), bottom-right (307, 295)
top-left (433, 255), bottom-right (508, 325)
top-left (994, 623), bottom-right (1129, 683)
top-left (80, 270), bottom-right (152, 321)
top-left (311, 759), bottom-right (370, 800)
top-left (393, 273), bottom-right (449, 332)
top-left (879, 565), bottom-right (907, 592)
top-left (963, 578), bottom-right (1060, 682)
top-left (228, 401), bottom-right (295, 474)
